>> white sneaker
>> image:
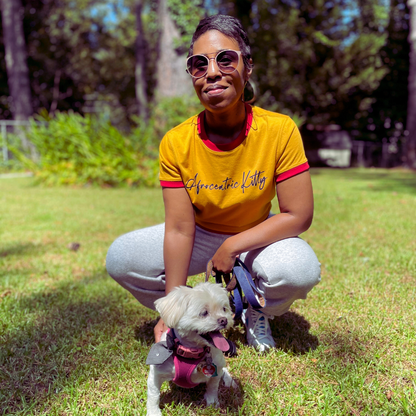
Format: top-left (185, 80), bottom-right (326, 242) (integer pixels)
top-left (242, 306), bottom-right (276, 352)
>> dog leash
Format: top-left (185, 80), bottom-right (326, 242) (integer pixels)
top-left (205, 258), bottom-right (266, 319)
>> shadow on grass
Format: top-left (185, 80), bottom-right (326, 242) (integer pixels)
top-left (157, 379), bottom-right (244, 415)
top-left (0, 241), bottom-right (53, 258)
top-left (133, 311), bottom-right (317, 414)
top-left (134, 319), bottom-right (245, 414)
top-left (1, 273), bottom-right (314, 415)
top-left (134, 311), bottom-right (319, 356)
top-left (134, 318), bottom-right (157, 347)
top-left (134, 310), bottom-right (319, 358)
top-left (270, 311), bottom-right (319, 354)
top-left (0, 271), bottom-right (154, 415)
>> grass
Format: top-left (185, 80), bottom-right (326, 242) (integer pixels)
top-left (0, 168), bottom-right (415, 416)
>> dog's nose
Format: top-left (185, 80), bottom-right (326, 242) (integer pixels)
top-left (218, 317), bottom-right (228, 327)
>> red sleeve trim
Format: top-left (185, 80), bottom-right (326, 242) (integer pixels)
top-left (160, 180), bottom-right (184, 188)
top-left (276, 162), bottom-right (310, 183)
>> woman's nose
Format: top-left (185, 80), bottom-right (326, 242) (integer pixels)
top-left (206, 58), bottom-right (221, 78)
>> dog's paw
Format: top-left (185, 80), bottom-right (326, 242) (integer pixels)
top-left (223, 376), bottom-right (238, 389)
top-left (221, 368), bottom-right (237, 388)
top-left (204, 393), bottom-right (220, 407)
top-left (146, 408), bottom-right (162, 416)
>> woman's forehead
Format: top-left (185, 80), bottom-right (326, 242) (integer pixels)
top-left (193, 30), bottom-right (240, 55)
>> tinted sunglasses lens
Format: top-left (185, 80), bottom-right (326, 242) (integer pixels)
top-left (216, 50), bottom-right (239, 73)
top-left (187, 55), bottom-right (209, 78)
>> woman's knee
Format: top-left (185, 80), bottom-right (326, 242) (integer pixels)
top-left (106, 233), bottom-right (131, 281)
top-left (106, 224), bottom-right (165, 282)
top-left (243, 237), bottom-right (321, 294)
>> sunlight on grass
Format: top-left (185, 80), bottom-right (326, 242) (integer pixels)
top-left (1, 168), bottom-right (415, 415)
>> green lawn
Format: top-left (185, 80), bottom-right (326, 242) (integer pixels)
top-left (1, 168), bottom-right (415, 415)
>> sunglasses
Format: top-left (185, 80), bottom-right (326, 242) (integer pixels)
top-left (186, 49), bottom-right (242, 79)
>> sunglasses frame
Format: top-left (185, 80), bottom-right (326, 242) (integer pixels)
top-left (186, 49), bottom-right (242, 79)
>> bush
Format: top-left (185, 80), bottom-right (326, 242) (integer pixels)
top-left (9, 96), bottom-right (203, 187)
top-left (11, 111), bottom-right (158, 187)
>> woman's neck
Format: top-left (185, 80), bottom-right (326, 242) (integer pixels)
top-left (204, 102), bottom-right (246, 145)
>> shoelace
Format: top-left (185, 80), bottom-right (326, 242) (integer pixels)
top-left (251, 310), bottom-right (269, 338)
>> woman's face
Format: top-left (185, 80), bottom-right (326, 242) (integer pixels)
top-left (191, 30), bottom-right (251, 114)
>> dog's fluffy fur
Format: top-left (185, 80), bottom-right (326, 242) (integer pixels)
top-left (146, 282), bottom-right (236, 416)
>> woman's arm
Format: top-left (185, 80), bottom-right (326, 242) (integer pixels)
top-left (210, 170), bottom-right (314, 272)
top-left (162, 187), bottom-right (196, 293)
top-left (154, 187), bottom-right (195, 342)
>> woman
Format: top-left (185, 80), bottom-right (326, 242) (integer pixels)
top-left (106, 14), bottom-right (321, 352)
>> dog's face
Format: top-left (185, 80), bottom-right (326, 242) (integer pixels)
top-left (154, 282), bottom-right (234, 339)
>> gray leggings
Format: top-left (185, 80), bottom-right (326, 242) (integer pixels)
top-left (106, 223), bottom-right (321, 317)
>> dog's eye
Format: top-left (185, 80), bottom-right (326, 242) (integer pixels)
top-left (200, 310), bottom-right (209, 317)
top-left (223, 307), bottom-right (228, 312)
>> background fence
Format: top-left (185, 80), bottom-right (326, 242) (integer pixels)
top-left (0, 120), bottom-right (33, 162)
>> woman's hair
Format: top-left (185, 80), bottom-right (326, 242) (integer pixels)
top-left (188, 14), bottom-right (253, 71)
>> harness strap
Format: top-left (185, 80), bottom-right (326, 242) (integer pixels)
top-left (206, 258), bottom-right (266, 319)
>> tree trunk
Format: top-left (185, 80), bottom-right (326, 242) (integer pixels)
top-left (1, 0), bottom-right (35, 156)
top-left (135, 0), bottom-right (148, 122)
top-left (235, 0), bottom-right (253, 31)
top-left (406, 0), bottom-right (416, 168)
top-left (1, 0), bottom-right (33, 119)
top-left (155, 0), bottom-right (193, 99)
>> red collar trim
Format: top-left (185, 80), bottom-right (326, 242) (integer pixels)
top-left (197, 103), bottom-right (253, 152)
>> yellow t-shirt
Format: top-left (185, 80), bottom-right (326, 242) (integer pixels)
top-left (159, 104), bottom-right (309, 234)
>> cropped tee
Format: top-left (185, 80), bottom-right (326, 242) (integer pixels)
top-left (159, 104), bottom-right (309, 234)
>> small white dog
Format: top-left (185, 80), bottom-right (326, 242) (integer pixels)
top-left (146, 282), bottom-right (237, 416)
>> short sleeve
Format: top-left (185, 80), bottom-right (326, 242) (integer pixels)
top-left (159, 134), bottom-right (184, 187)
top-left (275, 117), bottom-right (309, 182)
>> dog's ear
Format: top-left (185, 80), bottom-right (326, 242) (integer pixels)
top-left (154, 286), bottom-right (193, 328)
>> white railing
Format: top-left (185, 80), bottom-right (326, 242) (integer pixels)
top-left (0, 120), bottom-right (34, 161)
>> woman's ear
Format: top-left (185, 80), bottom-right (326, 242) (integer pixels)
top-left (245, 58), bottom-right (253, 81)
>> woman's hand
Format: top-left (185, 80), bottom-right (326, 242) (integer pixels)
top-left (211, 240), bottom-right (237, 273)
top-left (154, 318), bottom-right (168, 343)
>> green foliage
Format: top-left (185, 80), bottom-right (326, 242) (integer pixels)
top-left (250, 0), bottom-right (390, 128)
top-left (8, 96), bottom-right (202, 186)
top-left (167, 0), bottom-right (205, 52)
top-left (0, 132), bottom-right (26, 172)
top-left (362, 0), bottom-right (410, 145)
top-left (0, 0), bottom-right (408, 153)
top-left (149, 94), bottom-right (203, 137)
top-left (10, 111), bottom-right (159, 187)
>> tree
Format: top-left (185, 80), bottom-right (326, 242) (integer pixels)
top-left (155, 0), bottom-right (195, 99)
top-left (0, 0), bottom-right (37, 157)
top-left (356, 0), bottom-right (410, 166)
top-left (0, 0), bottom-right (33, 120)
top-left (245, 0), bottom-right (388, 128)
top-left (135, 0), bottom-right (148, 121)
top-left (406, 0), bottom-right (416, 168)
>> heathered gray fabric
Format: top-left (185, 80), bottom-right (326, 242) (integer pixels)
top-left (106, 223), bottom-right (321, 315)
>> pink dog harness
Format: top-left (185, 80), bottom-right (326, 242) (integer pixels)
top-left (169, 329), bottom-right (210, 388)
top-left (146, 328), bottom-right (235, 389)
top-left (173, 355), bottom-right (207, 388)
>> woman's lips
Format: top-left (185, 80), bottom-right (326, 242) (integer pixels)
top-left (205, 85), bottom-right (227, 96)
